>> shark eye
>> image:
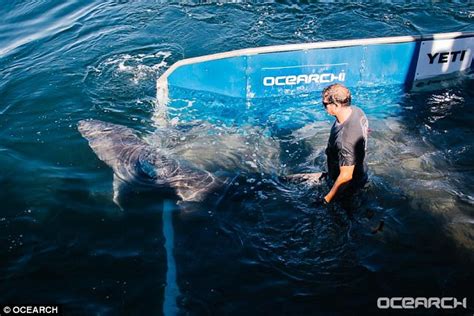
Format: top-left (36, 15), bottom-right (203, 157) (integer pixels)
top-left (139, 157), bottom-right (157, 178)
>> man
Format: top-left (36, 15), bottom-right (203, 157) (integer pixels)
top-left (291, 83), bottom-right (368, 206)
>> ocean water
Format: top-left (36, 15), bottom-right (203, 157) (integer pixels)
top-left (1, 1), bottom-right (473, 315)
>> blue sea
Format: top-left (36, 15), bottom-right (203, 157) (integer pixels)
top-left (1, 1), bottom-right (473, 315)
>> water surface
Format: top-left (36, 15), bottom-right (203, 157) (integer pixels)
top-left (1, 2), bottom-right (473, 315)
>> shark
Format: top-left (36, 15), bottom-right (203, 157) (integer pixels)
top-left (77, 119), bottom-right (281, 211)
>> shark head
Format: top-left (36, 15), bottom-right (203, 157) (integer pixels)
top-left (78, 119), bottom-right (223, 208)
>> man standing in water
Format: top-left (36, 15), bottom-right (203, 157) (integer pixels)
top-left (293, 83), bottom-right (368, 206)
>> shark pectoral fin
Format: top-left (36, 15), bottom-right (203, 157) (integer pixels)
top-left (113, 174), bottom-right (126, 210)
top-left (174, 170), bottom-right (221, 203)
top-left (175, 188), bottom-right (205, 203)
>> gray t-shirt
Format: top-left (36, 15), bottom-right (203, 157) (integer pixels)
top-left (325, 105), bottom-right (368, 184)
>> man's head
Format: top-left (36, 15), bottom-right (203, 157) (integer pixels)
top-left (322, 84), bottom-right (351, 115)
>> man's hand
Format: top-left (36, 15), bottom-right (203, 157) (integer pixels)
top-left (312, 196), bottom-right (329, 207)
top-left (324, 165), bottom-right (354, 203)
top-left (319, 172), bottom-right (328, 181)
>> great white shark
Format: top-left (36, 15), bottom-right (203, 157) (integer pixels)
top-left (78, 120), bottom-right (228, 209)
top-left (78, 119), bottom-right (281, 211)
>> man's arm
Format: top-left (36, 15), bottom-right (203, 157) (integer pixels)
top-left (324, 165), bottom-right (354, 203)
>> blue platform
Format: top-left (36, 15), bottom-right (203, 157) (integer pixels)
top-left (157, 32), bottom-right (473, 104)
